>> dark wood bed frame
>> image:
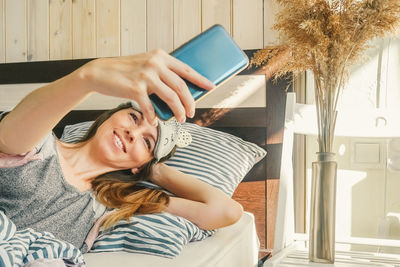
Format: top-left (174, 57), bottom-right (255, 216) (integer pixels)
top-left (0, 49), bottom-right (291, 256)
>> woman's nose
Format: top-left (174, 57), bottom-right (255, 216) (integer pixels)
top-left (125, 130), bottom-right (134, 143)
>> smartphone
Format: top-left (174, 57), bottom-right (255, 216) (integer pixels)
top-left (150, 24), bottom-right (249, 121)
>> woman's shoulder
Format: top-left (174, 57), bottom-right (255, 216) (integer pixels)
top-left (0, 132), bottom-right (55, 168)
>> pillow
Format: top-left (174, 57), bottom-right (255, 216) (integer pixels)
top-left (61, 121), bottom-right (266, 258)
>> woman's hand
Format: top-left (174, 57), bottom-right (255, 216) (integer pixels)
top-left (149, 162), bottom-right (163, 183)
top-left (81, 49), bottom-right (215, 123)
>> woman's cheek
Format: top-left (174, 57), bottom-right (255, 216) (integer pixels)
top-left (130, 143), bottom-right (152, 164)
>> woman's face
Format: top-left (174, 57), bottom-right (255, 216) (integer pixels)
top-left (92, 108), bottom-right (158, 171)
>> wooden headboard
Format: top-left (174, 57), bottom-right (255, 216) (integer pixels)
top-left (0, 49), bottom-right (291, 255)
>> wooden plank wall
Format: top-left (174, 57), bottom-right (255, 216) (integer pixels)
top-left (0, 0), bottom-right (281, 63)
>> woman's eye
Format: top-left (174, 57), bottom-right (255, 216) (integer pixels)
top-left (130, 113), bottom-right (137, 123)
top-left (144, 138), bottom-right (151, 150)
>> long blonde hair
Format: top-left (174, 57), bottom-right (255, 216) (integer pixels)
top-left (79, 103), bottom-right (175, 229)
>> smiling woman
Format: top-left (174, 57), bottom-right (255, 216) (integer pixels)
top-left (0, 49), bottom-right (243, 262)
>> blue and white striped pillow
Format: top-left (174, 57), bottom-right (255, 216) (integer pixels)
top-left (61, 121), bottom-right (266, 258)
top-left (91, 212), bottom-right (214, 258)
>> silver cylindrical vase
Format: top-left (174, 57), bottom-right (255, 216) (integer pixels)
top-left (309, 152), bottom-right (337, 263)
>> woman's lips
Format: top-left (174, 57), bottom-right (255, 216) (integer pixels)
top-left (113, 131), bottom-right (126, 153)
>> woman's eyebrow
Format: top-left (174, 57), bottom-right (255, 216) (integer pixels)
top-left (135, 109), bottom-right (143, 117)
top-left (135, 110), bottom-right (144, 122)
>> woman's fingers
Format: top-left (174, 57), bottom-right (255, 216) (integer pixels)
top-left (166, 54), bottom-right (215, 91)
top-left (148, 77), bottom-right (187, 122)
top-left (133, 63), bottom-right (187, 122)
top-left (134, 92), bottom-right (157, 126)
top-left (86, 50), bottom-right (214, 123)
top-left (159, 67), bottom-right (195, 118)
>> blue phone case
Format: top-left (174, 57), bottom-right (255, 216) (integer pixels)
top-left (150, 24), bottom-right (249, 121)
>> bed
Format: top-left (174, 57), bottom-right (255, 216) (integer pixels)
top-left (84, 212), bottom-right (258, 267)
top-left (0, 49), bottom-right (290, 267)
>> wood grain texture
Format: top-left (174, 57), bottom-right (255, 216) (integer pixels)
top-left (202, 0), bottom-right (231, 34)
top-left (72, 0), bottom-right (95, 59)
top-left (0, 0), bottom-right (4, 63)
top-left (27, 0), bottom-right (49, 61)
top-left (233, 180), bottom-right (266, 249)
top-left (5, 0), bottom-right (26, 63)
top-left (266, 179), bottom-right (279, 250)
top-left (263, 0), bottom-right (280, 45)
top-left (96, 0), bottom-right (119, 57)
top-left (0, 0), bottom-right (285, 60)
top-left (121, 0), bottom-right (146, 55)
top-left (173, 0), bottom-right (201, 48)
top-left (146, 0), bottom-right (173, 52)
top-left (232, 0), bottom-right (263, 49)
top-left (50, 0), bottom-right (72, 60)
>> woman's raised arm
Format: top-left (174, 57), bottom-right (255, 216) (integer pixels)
top-left (0, 69), bottom-right (91, 155)
top-left (0, 50), bottom-right (214, 155)
top-left (150, 163), bottom-right (243, 230)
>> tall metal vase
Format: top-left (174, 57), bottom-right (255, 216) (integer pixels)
top-left (309, 152), bottom-right (337, 263)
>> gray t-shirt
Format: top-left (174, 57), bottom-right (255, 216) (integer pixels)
top-left (0, 130), bottom-right (105, 253)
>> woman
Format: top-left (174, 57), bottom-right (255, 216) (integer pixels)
top-left (0, 50), bottom-right (243, 252)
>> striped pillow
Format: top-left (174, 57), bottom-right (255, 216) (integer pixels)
top-left (61, 121), bottom-right (266, 258)
top-left (91, 213), bottom-right (215, 258)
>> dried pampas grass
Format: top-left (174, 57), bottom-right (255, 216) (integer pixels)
top-left (253, 0), bottom-right (400, 153)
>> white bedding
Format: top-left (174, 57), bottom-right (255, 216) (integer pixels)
top-left (84, 211), bottom-right (259, 267)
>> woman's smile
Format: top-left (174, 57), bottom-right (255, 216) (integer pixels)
top-left (113, 130), bottom-right (126, 153)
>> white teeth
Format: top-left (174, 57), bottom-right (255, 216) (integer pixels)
top-left (115, 134), bottom-right (124, 151)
